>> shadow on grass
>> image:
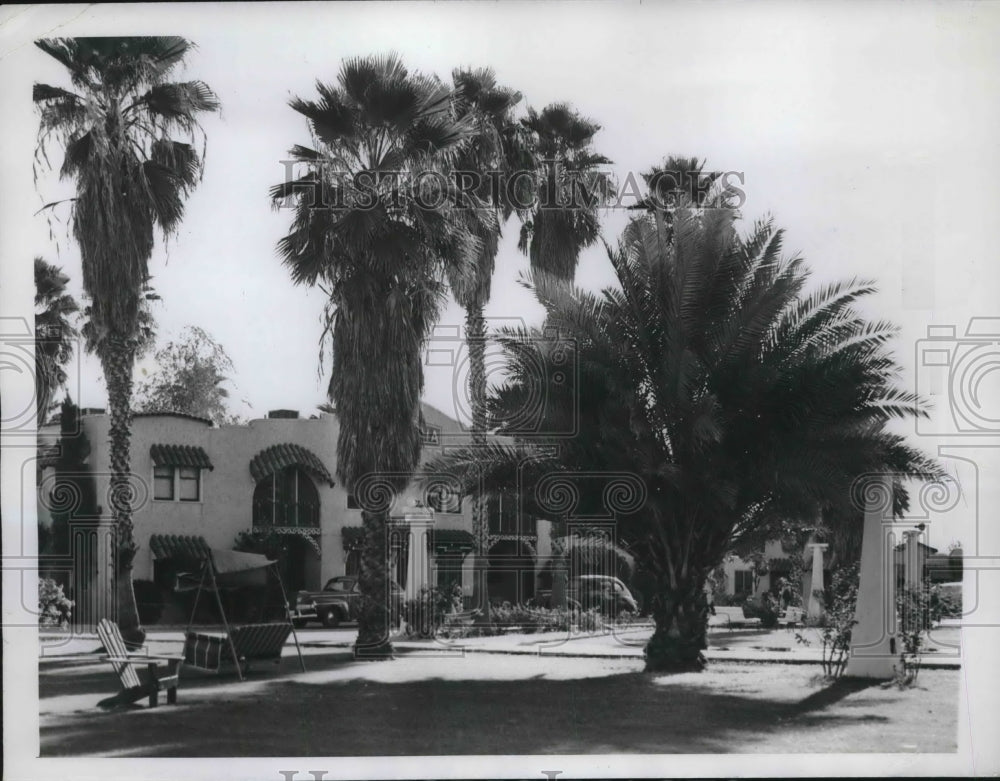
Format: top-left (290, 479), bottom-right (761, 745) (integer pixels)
top-left (41, 650), bottom-right (917, 757)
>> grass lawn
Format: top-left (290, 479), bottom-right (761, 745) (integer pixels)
top-left (39, 649), bottom-right (958, 756)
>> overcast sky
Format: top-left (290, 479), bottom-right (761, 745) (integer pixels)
top-left (2, 2), bottom-right (999, 551)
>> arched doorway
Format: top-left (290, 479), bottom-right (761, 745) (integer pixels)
top-left (252, 465), bottom-right (322, 591)
top-left (487, 539), bottom-right (535, 606)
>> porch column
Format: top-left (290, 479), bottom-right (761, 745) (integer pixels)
top-left (902, 530), bottom-right (922, 591)
top-left (845, 473), bottom-right (896, 679)
top-left (403, 510), bottom-right (434, 601)
top-left (806, 543), bottom-right (828, 620)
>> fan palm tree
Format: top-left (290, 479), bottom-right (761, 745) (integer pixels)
top-left (518, 103), bottom-right (611, 281)
top-left (427, 205), bottom-right (940, 672)
top-left (446, 67), bottom-right (533, 619)
top-left (33, 37), bottom-right (219, 643)
top-left (271, 54), bottom-right (486, 658)
top-left (34, 257), bottom-right (79, 425)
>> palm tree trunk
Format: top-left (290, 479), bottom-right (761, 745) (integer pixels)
top-left (644, 574), bottom-right (710, 672)
top-left (100, 338), bottom-right (144, 646)
top-left (466, 305), bottom-right (492, 623)
top-left (355, 508), bottom-right (394, 659)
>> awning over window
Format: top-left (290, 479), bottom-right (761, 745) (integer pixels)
top-left (249, 443), bottom-right (335, 487)
top-left (150, 444), bottom-right (214, 470)
top-left (150, 533), bottom-right (213, 562)
top-left (149, 533), bottom-right (275, 577)
top-left (430, 528), bottom-right (475, 553)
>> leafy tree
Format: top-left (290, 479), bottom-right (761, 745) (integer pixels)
top-left (33, 37), bottom-right (219, 643)
top-left (34, 258), bottom-right (79, 425)
top-left (428, 205), bottom-right (940, 672)
top-left (135, 326), bottom-right (242, 425)
top-left (271, 54), bottom-right (486, 659)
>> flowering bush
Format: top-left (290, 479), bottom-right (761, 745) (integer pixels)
top-left (795, 562), bottom-right (859, 678)
top-left (403, 583), bottom-right (464, 638)
top-left (38, 578), bottom-right (73, 628)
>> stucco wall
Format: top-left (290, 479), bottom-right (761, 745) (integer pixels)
top-left (53, 405), bottom-right (479, 592)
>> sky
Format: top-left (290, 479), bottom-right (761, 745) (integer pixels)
top-left (3, 2), bottom-right (1000, 550)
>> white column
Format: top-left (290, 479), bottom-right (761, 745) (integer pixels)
top-left (845, 474), bottom-right (897, 679)
top-left (403, 510), bottom-right (434, 600)
top-left (903, 530), bottom-right (922, 591)
top-left (806, 543), bottom-right (828, 620)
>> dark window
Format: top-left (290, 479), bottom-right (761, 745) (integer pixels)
top-left (153, 465), bottom-right (175, 500)
top-left (253, 467), bottom-right (320, 528)
top-left (734, 569), bottom-right (754, 594)
top-left (347, 494), bottom-right (360, 510)
top-left (436, 553), bottom-right (464, 590)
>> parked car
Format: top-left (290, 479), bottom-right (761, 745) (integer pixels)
top-left (291, 576), bottom-right (403, 628)
top-left (535, 575), bottom-right (639, 616)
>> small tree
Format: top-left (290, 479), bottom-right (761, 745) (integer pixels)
top-left (136, 326), bottom-right (243, 425)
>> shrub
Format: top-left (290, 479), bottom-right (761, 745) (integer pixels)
top-left (714, 592), bottom-right (749, 607)
top-left (403, 583), bottom-right (463, 638)
top-left (796, 562), bottom-right (859, 678)
top-left (745, 592), bottom-right (781, 628)
top-left (38, 578), bottom-right (73, 628)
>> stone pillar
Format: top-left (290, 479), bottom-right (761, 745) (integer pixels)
top-left (806, 543), bottom-right (828, 620)
top-left (70, 518), bottom-right (117, 633)
top-left (845, 474), bottom-right (897, 679)
top-left (402, 510), bottom-right (434, 601)
top-left (903, 530), bottom-right (922, 591)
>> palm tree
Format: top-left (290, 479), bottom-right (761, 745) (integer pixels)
top-left (271, 54), bottom-right (486, 658)
top-left (446, 67), bottom-right (531, 619)
top-left (518, 103), bottom-right (611, 281)
top-left (33, 37), bottom-right (219, 643)
top-left (427, 206), bottom-right (940, 672)
top-left (34, 257), bottom-right (79, 425)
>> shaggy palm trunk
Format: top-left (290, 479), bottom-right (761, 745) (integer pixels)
top-left (644, 575), bottom-right (710, 672)
top-left (100, 337), bottom-right (144, 646)
top-left (466, 305), bottom-right (493, 623)
top-left (355, 508), bottom-right (394, 659)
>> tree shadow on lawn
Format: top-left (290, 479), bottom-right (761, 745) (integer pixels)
top-left (41, 652), bottom-right (911, 757)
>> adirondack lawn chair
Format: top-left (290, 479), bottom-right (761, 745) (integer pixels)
top-left (96, 618), bottom-right (182, 709)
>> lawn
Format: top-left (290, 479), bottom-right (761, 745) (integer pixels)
top-left (39, 648), bottom-right (958, 756)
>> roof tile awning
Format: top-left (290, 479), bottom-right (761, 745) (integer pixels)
top-left (150, 444), bottom-right (214, 470)
top-left (249, 443), bottom-right (335, 487)
top-left (149, 534), bottom-right (212, 562)
top-left (430, 528), bottom-right (475, 553)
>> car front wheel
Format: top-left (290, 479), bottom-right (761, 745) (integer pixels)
top-left (321, 608), bottom-right (341, 628)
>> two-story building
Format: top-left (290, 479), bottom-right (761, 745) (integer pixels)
top-left (37, 402), bottom-right (556, 624)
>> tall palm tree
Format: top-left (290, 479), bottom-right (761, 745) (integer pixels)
top-left (272, 54), bottom-right (485, 658)
top-left (33, 37), bottom-right (219, 643)
top-left (428, 206), bottom-right (940, 672)
top-left (518, 103), bottom-right (611, 281)
top-left (34, 257), bottom-right (79, 425)
top-left (446, 67), bottom-right (531, 619)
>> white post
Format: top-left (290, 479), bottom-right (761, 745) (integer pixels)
top-left (403, 510), bottom-right (434, 601)
top-left (845, 474), bottom-right (897, 679)
top-left (903, 530), bottom-right (922, 591)
top-left (806, 543), bottom-right (828, 620)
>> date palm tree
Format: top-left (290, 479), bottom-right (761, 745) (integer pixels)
top-left (428, 205), bottom-right (940, 671)
top-left (272, 54), bottom-right (485, 658)
top-left (34, 257), bottom-right (79, 425)
top-left (33, 37), bottom-right (219, 643)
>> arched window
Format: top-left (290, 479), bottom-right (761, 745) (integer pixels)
top-left (252, 466), bottom-right (320, 528)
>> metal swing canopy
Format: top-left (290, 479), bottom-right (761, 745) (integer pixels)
top-left (148, 534), bottom-right (306, 677)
